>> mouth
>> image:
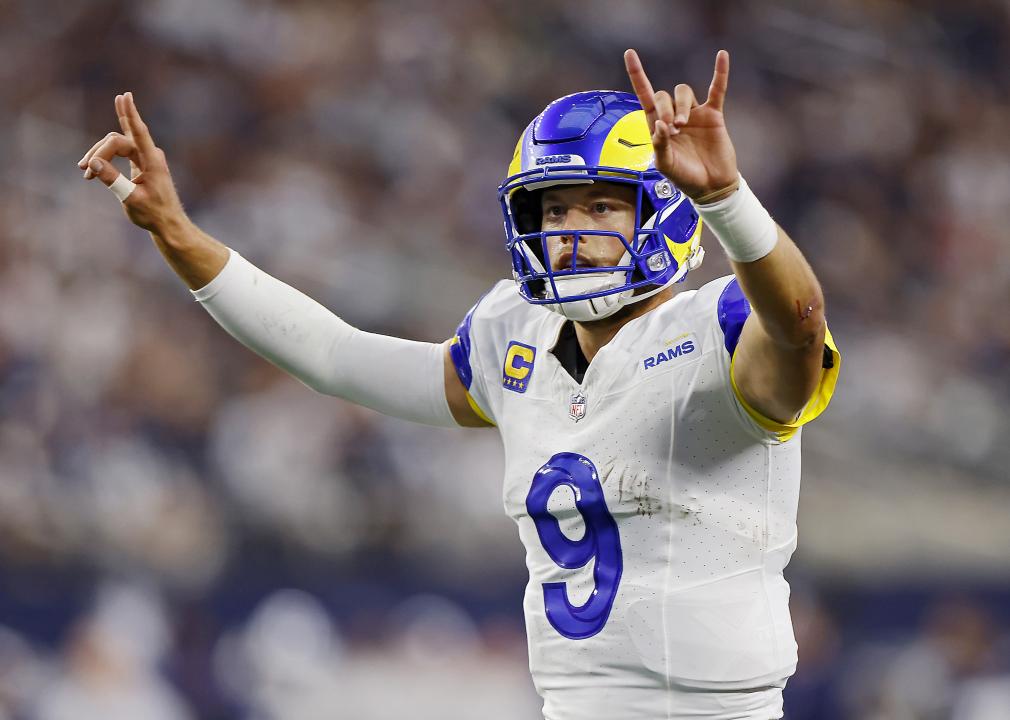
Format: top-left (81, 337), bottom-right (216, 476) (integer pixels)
top-left (554, 251), bottom-right (596, 271)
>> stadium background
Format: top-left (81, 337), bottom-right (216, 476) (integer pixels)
top-left (2, 0), bottom-right (1009, 717)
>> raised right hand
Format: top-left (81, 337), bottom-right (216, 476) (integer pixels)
top-left (624, 49), bottom-right (738, 203)
top-left (78, 92), bottom-right (186, 233)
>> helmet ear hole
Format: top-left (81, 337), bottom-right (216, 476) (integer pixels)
top-left (510, 188), bottom-right (547, 267)
top-left (639, 195), bottom-right (656, 231)
top-left (510, 188), bottom-right (543, 235)
top-left (628, 195), bottom-right (657, 283)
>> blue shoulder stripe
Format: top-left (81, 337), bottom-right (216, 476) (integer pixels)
top-left (717, 277), bottom-right (752, 356)
top-left (449, 292), bottom-right (489, 390)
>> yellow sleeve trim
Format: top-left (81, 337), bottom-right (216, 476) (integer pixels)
top-left (466, 390), bottom-right (496, 427)
top-left (730, 325), bottom-right (841, 442)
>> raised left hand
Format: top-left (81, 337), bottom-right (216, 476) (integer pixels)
top-left (624, 49), bottom-right (739, 202)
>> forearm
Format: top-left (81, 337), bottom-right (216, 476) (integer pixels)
top-left (151, 215), bottom-right (231, 290)
top-left (730, 228), bottom-right (825, 349)
top-left (192, 250), bottom-right (457, 427)
top-left (694, 176), bottom-right (824, 348)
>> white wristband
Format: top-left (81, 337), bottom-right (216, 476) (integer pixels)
top-left (108, 174), bottom-right (137, 203)
top-left (692, 175), bottom-right (777, 263)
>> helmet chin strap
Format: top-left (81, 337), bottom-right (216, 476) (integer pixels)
top-left (539, 221), bottom-right (658, 322)
top-left (543, 273), bottom-right (631, 322)
top-left (539, 245), bottom-right (705, 323)
top-left (543, 275), bottom-right (682, 322)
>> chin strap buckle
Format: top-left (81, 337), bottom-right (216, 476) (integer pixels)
top-left (686, 245), bottom-right (706, 271)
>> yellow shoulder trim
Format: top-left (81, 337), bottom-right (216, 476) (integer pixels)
top-left (466, 390), bottom-right (495, 427)
top-left (730, 326), bottom-right (841, 442)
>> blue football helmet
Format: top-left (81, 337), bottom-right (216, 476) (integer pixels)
top-left (499, 91), bottom-right (704, 321)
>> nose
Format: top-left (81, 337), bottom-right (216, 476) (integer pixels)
top-left (556, 216), bottom-right (586, 260)
top-left (561, 206), bottom-right (591, 232)
top-left (558, 207), bottom-right (593, 244)
top-left (546, 206), bottom-right (600, 269)
top-left (550, 214), bottom-right (590, 270)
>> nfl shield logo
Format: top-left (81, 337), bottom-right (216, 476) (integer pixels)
top-left (569, 392), bottom-right (587, 422)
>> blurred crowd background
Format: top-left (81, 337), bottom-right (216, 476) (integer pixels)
top-left (1, 0), bottom-right (1009, 717)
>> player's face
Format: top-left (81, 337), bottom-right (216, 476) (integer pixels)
top-left (541, 183), bottom-right (638, 271)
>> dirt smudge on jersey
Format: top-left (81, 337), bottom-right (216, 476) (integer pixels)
top-left (632, 474), bottom-right (661, 518)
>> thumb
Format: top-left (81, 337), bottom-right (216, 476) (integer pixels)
top-left (89, 157), bottom-right (120, 186)
top-left (89, 157), bottom-right (136, 203)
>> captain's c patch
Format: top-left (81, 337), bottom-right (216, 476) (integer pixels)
top-left (503, 341), bottom-right (536, 393)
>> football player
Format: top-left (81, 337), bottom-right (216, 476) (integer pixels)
top-left (79, 49), bottom-right (839, 720)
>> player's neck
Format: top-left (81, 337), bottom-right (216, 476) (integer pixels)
top-left (574, 289), bottom-right (674, 363)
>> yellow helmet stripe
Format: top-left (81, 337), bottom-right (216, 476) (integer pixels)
top-left (597, 109), bottom-right (653, 171)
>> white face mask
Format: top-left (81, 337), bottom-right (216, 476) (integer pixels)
top-left (533, 244), bottom-right (705, 323)
top-left (540, 272), bottom-right (631, 322)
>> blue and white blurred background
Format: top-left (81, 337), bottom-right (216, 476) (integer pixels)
top-left (1, 1), bottom-right (1009, 718)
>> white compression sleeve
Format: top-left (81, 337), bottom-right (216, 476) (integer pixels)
top-left (191, 249), bottom-right (458, 427)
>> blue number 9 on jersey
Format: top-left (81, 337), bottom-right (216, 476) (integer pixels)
top-left (526, 452), bottom-right (623, 640)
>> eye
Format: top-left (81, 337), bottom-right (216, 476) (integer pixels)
top-left (592, 201), bottom-right (611, 214)
top-left (543, 204), bottom-right (565, 218)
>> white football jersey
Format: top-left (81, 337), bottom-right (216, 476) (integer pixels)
top-left (449, 275), bottom-right (840, 720)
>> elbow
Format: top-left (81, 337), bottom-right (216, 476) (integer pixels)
top-left (290, 366), bottom-right (335, 395)
top-left (277, 348), bottom-right (345, 397)
top-left (296, 325), bottom-right (356, 396)
top-left (301, 375), bottom-right (335, 396)
top-left (767, 297), bottom-right (826, 350)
